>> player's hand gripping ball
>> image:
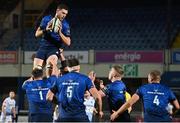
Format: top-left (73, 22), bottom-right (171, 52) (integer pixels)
top-left (51, 17), bottom-right (61, 33)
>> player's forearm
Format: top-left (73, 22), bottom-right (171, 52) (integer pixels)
top-left (59, 32), bottom-right (71, 46)
top-left (35, 27), bottom-right (45, 38)
top-left (116, 94), bottom-right (139, 115)
top-left (2, 105), bottom-right (6, 115)
top-left (173, 99), bottom-right (180, 115)
top-left (173, 100), bottom-right (180, 110)
top-left (35, 30), bottom-right (43, 37)
top-left (97, 94), bottom-right (103, 112)
top-left (98, 90), bottom-right (106, 97)
top-left (116, 102), bottom-right (131, 115)
top-left (59, 51), bottom-right (66, 62)
top-left (46, 90), bottom-right (54, 101)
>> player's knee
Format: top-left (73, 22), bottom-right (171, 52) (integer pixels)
top-left (33, 65), bottom-right (43, 70)
top-left (33, 58), bottom-right (44, 67)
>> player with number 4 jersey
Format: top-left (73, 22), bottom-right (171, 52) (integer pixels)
top-left (22, 67), bottom-right (57, 122)
top-left (110, 70), bottom-right (180, 122)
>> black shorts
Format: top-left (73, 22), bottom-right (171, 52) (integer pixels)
top-left (29, 113), bottom-right (53, 122)
top-left (35, 47), bottom-right (60, 60)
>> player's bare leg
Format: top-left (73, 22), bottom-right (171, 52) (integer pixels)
top-left (46, 55), bottom-right (58, 77)
top-left (46, 55), bottom-right (58, 68)
top-left (33, 58), bottom-right (44, 69)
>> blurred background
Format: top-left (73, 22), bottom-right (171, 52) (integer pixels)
top-left (0, 0), bottom-right (180, 122)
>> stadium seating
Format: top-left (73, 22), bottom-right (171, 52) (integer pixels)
top-left (0, 0), bottom-right (19, 24)
top-left (68, 7), bottom-right (175, 50)
top-left (0, 0), bottom-right (19, 12)
top-left (4, 7), bottom-right (180, 50)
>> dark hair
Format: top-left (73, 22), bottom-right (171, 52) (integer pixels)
top-left (112, 65), bottom-right (124, 77)
top-left (32, 68), bottom-right (43, 79)
top-left (9, 91), bottom-right (15, 94)
top-left (149, 70), bottom-right (161, 81)
top-left (57, 4), bottom-right (69, 11)
top-left (94, 79), bottom-right (101, 90)
top-left (68, 58), bottom-right (80, 67)
top-left (59, 67), bottom-right (69, 75)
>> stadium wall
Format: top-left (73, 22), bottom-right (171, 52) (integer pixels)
top-left (24, 0), bottom-right (52, 10)
top-left (1, 49), bottom-right (180, 77)
top-left (0, 63), bottom-right (164, 77)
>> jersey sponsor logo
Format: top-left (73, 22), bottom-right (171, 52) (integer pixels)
top-left (62, 80), bottom-right (79, 86)
top-left (147, 91), bottom-right (164, 95)
top-left (31, 88), bottom-right (49, 91)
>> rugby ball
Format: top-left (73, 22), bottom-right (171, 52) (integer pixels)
top-left (52, 17), bottom-right (61, 33)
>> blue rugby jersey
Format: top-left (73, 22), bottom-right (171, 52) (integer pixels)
top-left (50, 72), bottom-right (94, 119)
top-left (39, 15), bottom-right (70, 48)
top-left (22, 76), bottom-right (57, 114)
top-left (103, 80), bottom-right (127, 112)
top-left (136, 83), bottom-right (176, 122)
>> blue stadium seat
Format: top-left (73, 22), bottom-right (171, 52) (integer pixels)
top-left (4, 7), bottom-right (180, 50)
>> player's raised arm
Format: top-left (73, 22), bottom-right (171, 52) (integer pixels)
top-left (46, 89), bottom-right (54, 101)
top-left (35, 21), bottom-right (52, 38)
top-left (59, 49), bottom-right (69, 75)
top-left (46, 61), bottom-right (59, 104)
top-left (88, 71), bottom-right (96, 84)
top-left (46, 86), bottom-right (59, 104)
top-left (46, 70), bottom-right (57, 103)
top-left (87, 71), bottom-right (103, 118)
top-left (35, 27), bottom-right (43, 38)
top-left (98, 82), bottom-right (107, 97)
top-left (59, 30), bottom-right (71, 46)
top-left (22, 77), bottom-right (33, 90)
top-left (58, 19), bottom-right (71, 46)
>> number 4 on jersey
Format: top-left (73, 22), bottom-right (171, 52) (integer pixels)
top-left (153, 95), bottom-right (160, 106)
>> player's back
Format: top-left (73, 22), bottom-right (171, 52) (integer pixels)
top-left (137, 83), bottom-right (176, 122)
top-left (22, 79), bottom-right (53, 114)
top-left (106, 80), bottom-right (126, 111)
top-left (106, 80), bottom-right (131, 122)
top-left (56, 72), bottom-right (93, 118)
